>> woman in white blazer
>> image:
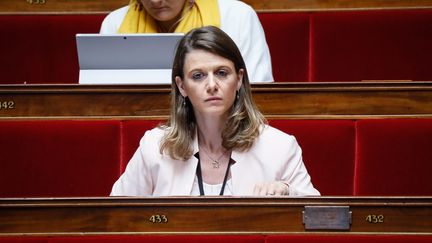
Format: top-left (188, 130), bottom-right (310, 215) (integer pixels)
top-left (111, 26), bottom-right (320, 197)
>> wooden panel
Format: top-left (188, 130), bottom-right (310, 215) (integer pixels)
top-left (1, 0), bottom-right (432, 14)
top-left (1, 82), bottom-right (432, 119)
top-left (0, 197), bottom-right (431, 235)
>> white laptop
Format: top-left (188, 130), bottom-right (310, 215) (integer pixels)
top-left (76, 33), bottom-right (184, 84)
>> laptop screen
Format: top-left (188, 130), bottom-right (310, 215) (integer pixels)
top-left (76, 33), bottom-right (184, 84)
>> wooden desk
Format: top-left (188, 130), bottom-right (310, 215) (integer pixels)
top-left (0, 197), bottom-right (431, 235)
top-left (1, 82), bottom-right (432, 119)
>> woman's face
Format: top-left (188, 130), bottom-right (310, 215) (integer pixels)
top-left (175, 49), bottom-right (243, 119)
top-left (141, 0), bottom-right (186, 22)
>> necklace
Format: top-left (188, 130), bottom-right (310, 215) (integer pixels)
top-left (199, 146), bottom-right (227, 169)
top-left (196, 157), bottom-right (233, 196)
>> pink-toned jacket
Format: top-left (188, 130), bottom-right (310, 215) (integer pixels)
top-left (111, 125), bottom-right (320, 196)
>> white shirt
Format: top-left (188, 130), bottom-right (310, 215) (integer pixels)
top-left (100, 0), bottom-right (274, 83)
top-left (191, 178), bottom-right (233, 196)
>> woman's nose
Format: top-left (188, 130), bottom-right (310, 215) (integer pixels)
top-left (206, 74), bottom-right (217, 92)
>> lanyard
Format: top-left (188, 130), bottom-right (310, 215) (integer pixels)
top-left (195, 153), bottom-right (233, 196)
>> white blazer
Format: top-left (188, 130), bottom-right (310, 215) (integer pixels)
top-left (111, 125), bottom-right (320, 196)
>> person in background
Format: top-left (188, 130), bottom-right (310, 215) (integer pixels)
top-left (110, 26), bottom-right (319, 196)
top-left (100, 0), bottom-right (273, 83)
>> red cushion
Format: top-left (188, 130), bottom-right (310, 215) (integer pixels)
top-left (311, 9), bottom-right (432, 81)
top-left (355, 119), bottom-right (432, 195)
top-left (0, 120), bottom-right (121, 197)
top-left (3, 10), bottom-right (432, 84)
top-left (266, 234), bottom-right (432, 243)
top-left (0, 237), bottom-right (47, 243)
top-left (0, 14), bottom-right (104, 84)
top-left (121, 120), bottom-right (163, 172)
top-left (258, 13), bottom-right (310, 82)
top-left (50, 235), bottom-right (264, 243)
top-left (268, 120), bottom-right (356, 195)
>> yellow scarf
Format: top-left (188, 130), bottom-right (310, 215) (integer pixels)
top-left (118, 0), bottom-right (220, 33)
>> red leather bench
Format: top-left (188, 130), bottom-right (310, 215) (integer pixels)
top-left (51, 235), bottom-right (264, 243)
top-left (355, 119), bottom-right (432, 196)
top-left (0, 235), bottom-right (264, 243)
top-left (265, 234), bottom-right (432, 243)
top-left (0, 120), bottom-right (120, 197)
top-left (258, 12), bottom-right (310, 81)
top-left (268, 120), bottom-right (355, 195)
top-left (1, 9), bottom-right (432, 84)
top-left (1, 118), bottom-right (431, 197)
top-left (256, 9), bottom-right (432, 82)
top-left (0, 15), bottom-right (104, 84)
top-left (1, 234), bottom-right (432, 243)
top-left (309, 10), bottom-right (432, 82)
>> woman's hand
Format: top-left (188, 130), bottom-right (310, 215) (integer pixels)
top-left (253, 181), bottom-right (289, 196)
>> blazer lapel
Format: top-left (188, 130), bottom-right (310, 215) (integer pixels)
top-left (231, 150), bottom-right (255, 195)
top-left (170, 132), bottom-right (200, 195)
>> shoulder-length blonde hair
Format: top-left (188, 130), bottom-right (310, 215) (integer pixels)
top-left (160, 26), bottom-right (266, 160)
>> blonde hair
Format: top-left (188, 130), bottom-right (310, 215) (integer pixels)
top-left (160, 26), bottom-right (266, 160)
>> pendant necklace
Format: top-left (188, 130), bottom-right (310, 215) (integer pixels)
top-left (199, 146), bottom-right (227, 169)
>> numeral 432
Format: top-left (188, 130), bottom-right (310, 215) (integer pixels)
top-left (366, 214), bottom-right (384, 223)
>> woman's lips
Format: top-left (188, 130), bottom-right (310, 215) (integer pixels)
top-left (205, 97), bottom-right (222, 102)
top-left (151, 6), bottom-right (169, 13)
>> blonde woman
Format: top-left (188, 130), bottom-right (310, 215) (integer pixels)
top-left (111, 26), bottom-right (319, 196)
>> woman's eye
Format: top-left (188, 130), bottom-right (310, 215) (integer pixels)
top-left (216, 70), bottom-right (228, 78)
top-left (192, 72), bottom-right (204, 80)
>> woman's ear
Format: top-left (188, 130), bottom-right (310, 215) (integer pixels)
top-left (237, 69), bottom-right (244, 90)
top-left (175, 76), bottom-right (187, 97)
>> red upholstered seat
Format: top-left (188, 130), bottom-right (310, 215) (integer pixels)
top-left (0, 237), bottom-right (47, 243)
top-left (355, 119), bottom-right (432, 196)
top-left (258, 13), bottom-right (310, 82)
top-left (121, 120), bottom-right (357, 196)
top-left (2, 234), bottom-right (432, 243)
top-left (311, 9), bottom-right (432, 82)
top-left (1, 118), bottom-right (431, 197)
top-left (268, 120), bottom-right (356, 195)
top-left (49, 235), bottom-right (265, 243)
top-left (121, 120), bottom-right (163, 172)
top-left (0, 120), bottom-right (121, 197)
top-left (265, 234), bottom-right (432, 243)
top-left (2, 10), bottom-right (432, 83)
top-left (0, 15), bottom-right (104, 84)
